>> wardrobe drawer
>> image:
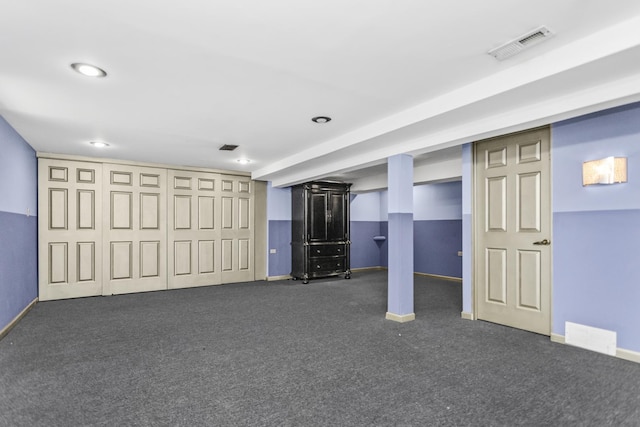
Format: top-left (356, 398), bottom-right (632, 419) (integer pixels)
top-left (310, 257), bottom-right (346, 273)
top-left (309, 244), bottom-right (346, 257)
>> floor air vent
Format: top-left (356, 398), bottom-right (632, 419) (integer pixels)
top-left (219, 144), bottom-right (238, 151)
top-left (488, 26), bottom-right (554, 61)
top-left (565, 321), bottom-right (617, 356)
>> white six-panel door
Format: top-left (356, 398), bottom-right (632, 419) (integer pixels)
top-left (167, 171), bottom-right (254, 287)
top-left (168, 170), bottom-right (222, 288)
top-left (219, 175), bottom-right (254, 284)
top-left (102, 164), bottom-right (167, 295)
top-left (475, 127), bottom-right (551, 335)
top-left (38, 157), bottom-right (256, 300)
top-left (38, 159), bottom-right (103, 301)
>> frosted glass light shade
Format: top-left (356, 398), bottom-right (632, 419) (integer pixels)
top-left (582, 157), bottom-right (627, 186)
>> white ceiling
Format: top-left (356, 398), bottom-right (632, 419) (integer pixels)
top-left (2, 1), bottom-right (640, 188)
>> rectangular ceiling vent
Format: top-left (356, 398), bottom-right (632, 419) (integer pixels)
top-left (488, 26), bottom-right (554, 61)
top-left (219, 144), bottom-right (238, 151)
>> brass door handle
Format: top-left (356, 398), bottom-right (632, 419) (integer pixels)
top-left (533, 239), bottom-right (550, 246)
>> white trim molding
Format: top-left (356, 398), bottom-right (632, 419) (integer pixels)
top-left (385, 312), bottom-right (416, 323)
top-left (550, 333), bottom-right (640, 364)
top-left (351, 266), bottom-right (385, 272)
top-left (461, 311), bottom-right (474, 320)
top-left (616, 348), bottom-right (640, 364)
top-left (37, 152), bottom-right (251, 177)
top-left (0, 298), bottom-right (38, 341)
top-left (415, 272), bottom-right (462, 282)
top-left (266, 275), bottom-right (292, 281)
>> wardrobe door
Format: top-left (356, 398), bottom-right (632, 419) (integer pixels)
top-left (102, 164), bottom-right (167, 295)
top-left (38, 159), bottom-right (103, 301)
top-left (308, 189), bottom-right (328, 242)
top-left (167, 170), bottom-right (222, 289)
top-left (327, 190), bottom-right (347, 241)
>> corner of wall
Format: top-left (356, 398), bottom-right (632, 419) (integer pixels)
top-left (0, 116), bottom-right (38, 332)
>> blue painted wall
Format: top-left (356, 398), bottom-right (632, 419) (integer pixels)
top-left (266, 188), bottom-right (395, 275)
top-left (350, 182), bottom-right (463, 277)
top-left (350, 192), bottom-right (383, 269)
top-left (461, 143), bottom-right (473, 314)
top-left (262, 173), bottom-right (463, 282)
top-left (379, 191), bottom-right (389, 267)
top-left (0, 116), bottom-right (38, 332)
top-left (413, 182), bottom-right (462, 278)
top-left (266, 183), bottom-right (292, 277)
top-left (413, 181), bottom-right (462, 221)
top-left (350, 221), bottom-right (382, 268)
top-left (552, 101), bottom-right (640, 352)
top-left (413, 220), bottom-right (461, 277)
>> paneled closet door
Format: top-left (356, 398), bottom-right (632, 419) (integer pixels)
top-left (38, 159), bottom-right (103, 301)
top-left (168, 170), bottom-right (222, 289)
top-left (219, 176), bottom-right (255, 284)
top-left (102, 164), bottom-right (167, 295)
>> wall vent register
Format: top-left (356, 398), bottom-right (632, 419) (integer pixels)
top-left (488, 25), bottom-right (554, 61)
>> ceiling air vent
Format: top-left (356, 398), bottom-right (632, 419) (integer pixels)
top-left (219, 144), bottom-right (238, 151)
top-left (488, 26), bottom-right (554, 61)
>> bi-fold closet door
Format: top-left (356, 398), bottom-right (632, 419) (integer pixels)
top-left (168, 170), bottom-right (221, 289)
top-left (38, 158), bottom-right (254, 301)
top-left (102, 164), bottom-right (167, 295)
top-left (38, 160), bottom-right (103, 301)
top-left (167, 171), bottom-right (254, 288)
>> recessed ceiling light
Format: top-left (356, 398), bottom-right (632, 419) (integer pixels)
top-left (311, 116), bottom-right (331, 124)
top-left (90, 141), bottom-right (109, 148)
top-left (236, 158), bottom-right (251, 165)
top-left (71, 63), bottom-right (107, 78)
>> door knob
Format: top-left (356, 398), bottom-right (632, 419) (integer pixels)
top-left (533, 239), bottom-right (550, 246)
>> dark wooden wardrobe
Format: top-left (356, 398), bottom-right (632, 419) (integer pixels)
top-left (291, 181), bottom-right (351, 283)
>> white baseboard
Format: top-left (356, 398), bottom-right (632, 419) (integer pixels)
top-left (385, 312), bottom-right (416, 323)
top-left (283, 267), bottom-right (461, 283)
top-left (267, 267), bottom-right (384, 280)
top-left (550, 333), bottom-right (640, 364)
top-left (350, 267), bottom-right (462, 282)
top-left (415, 272), bottom-right (462, 282)
top-left (461, 311), bottom-right (474, 320)
top-left (351, 266), bottom-right (385, 272)
top-left (0, 297), bottom-right (38, 341)
top-left (266, 275), bottom-right (291, 281)
top-left (616, 348), bottom-right (640, 364)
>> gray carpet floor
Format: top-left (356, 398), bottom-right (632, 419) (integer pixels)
top-left (1, 270), bottom-right (639, 426)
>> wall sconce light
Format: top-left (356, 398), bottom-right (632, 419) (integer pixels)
top-left (582, 157), bottom-right (627, 186)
